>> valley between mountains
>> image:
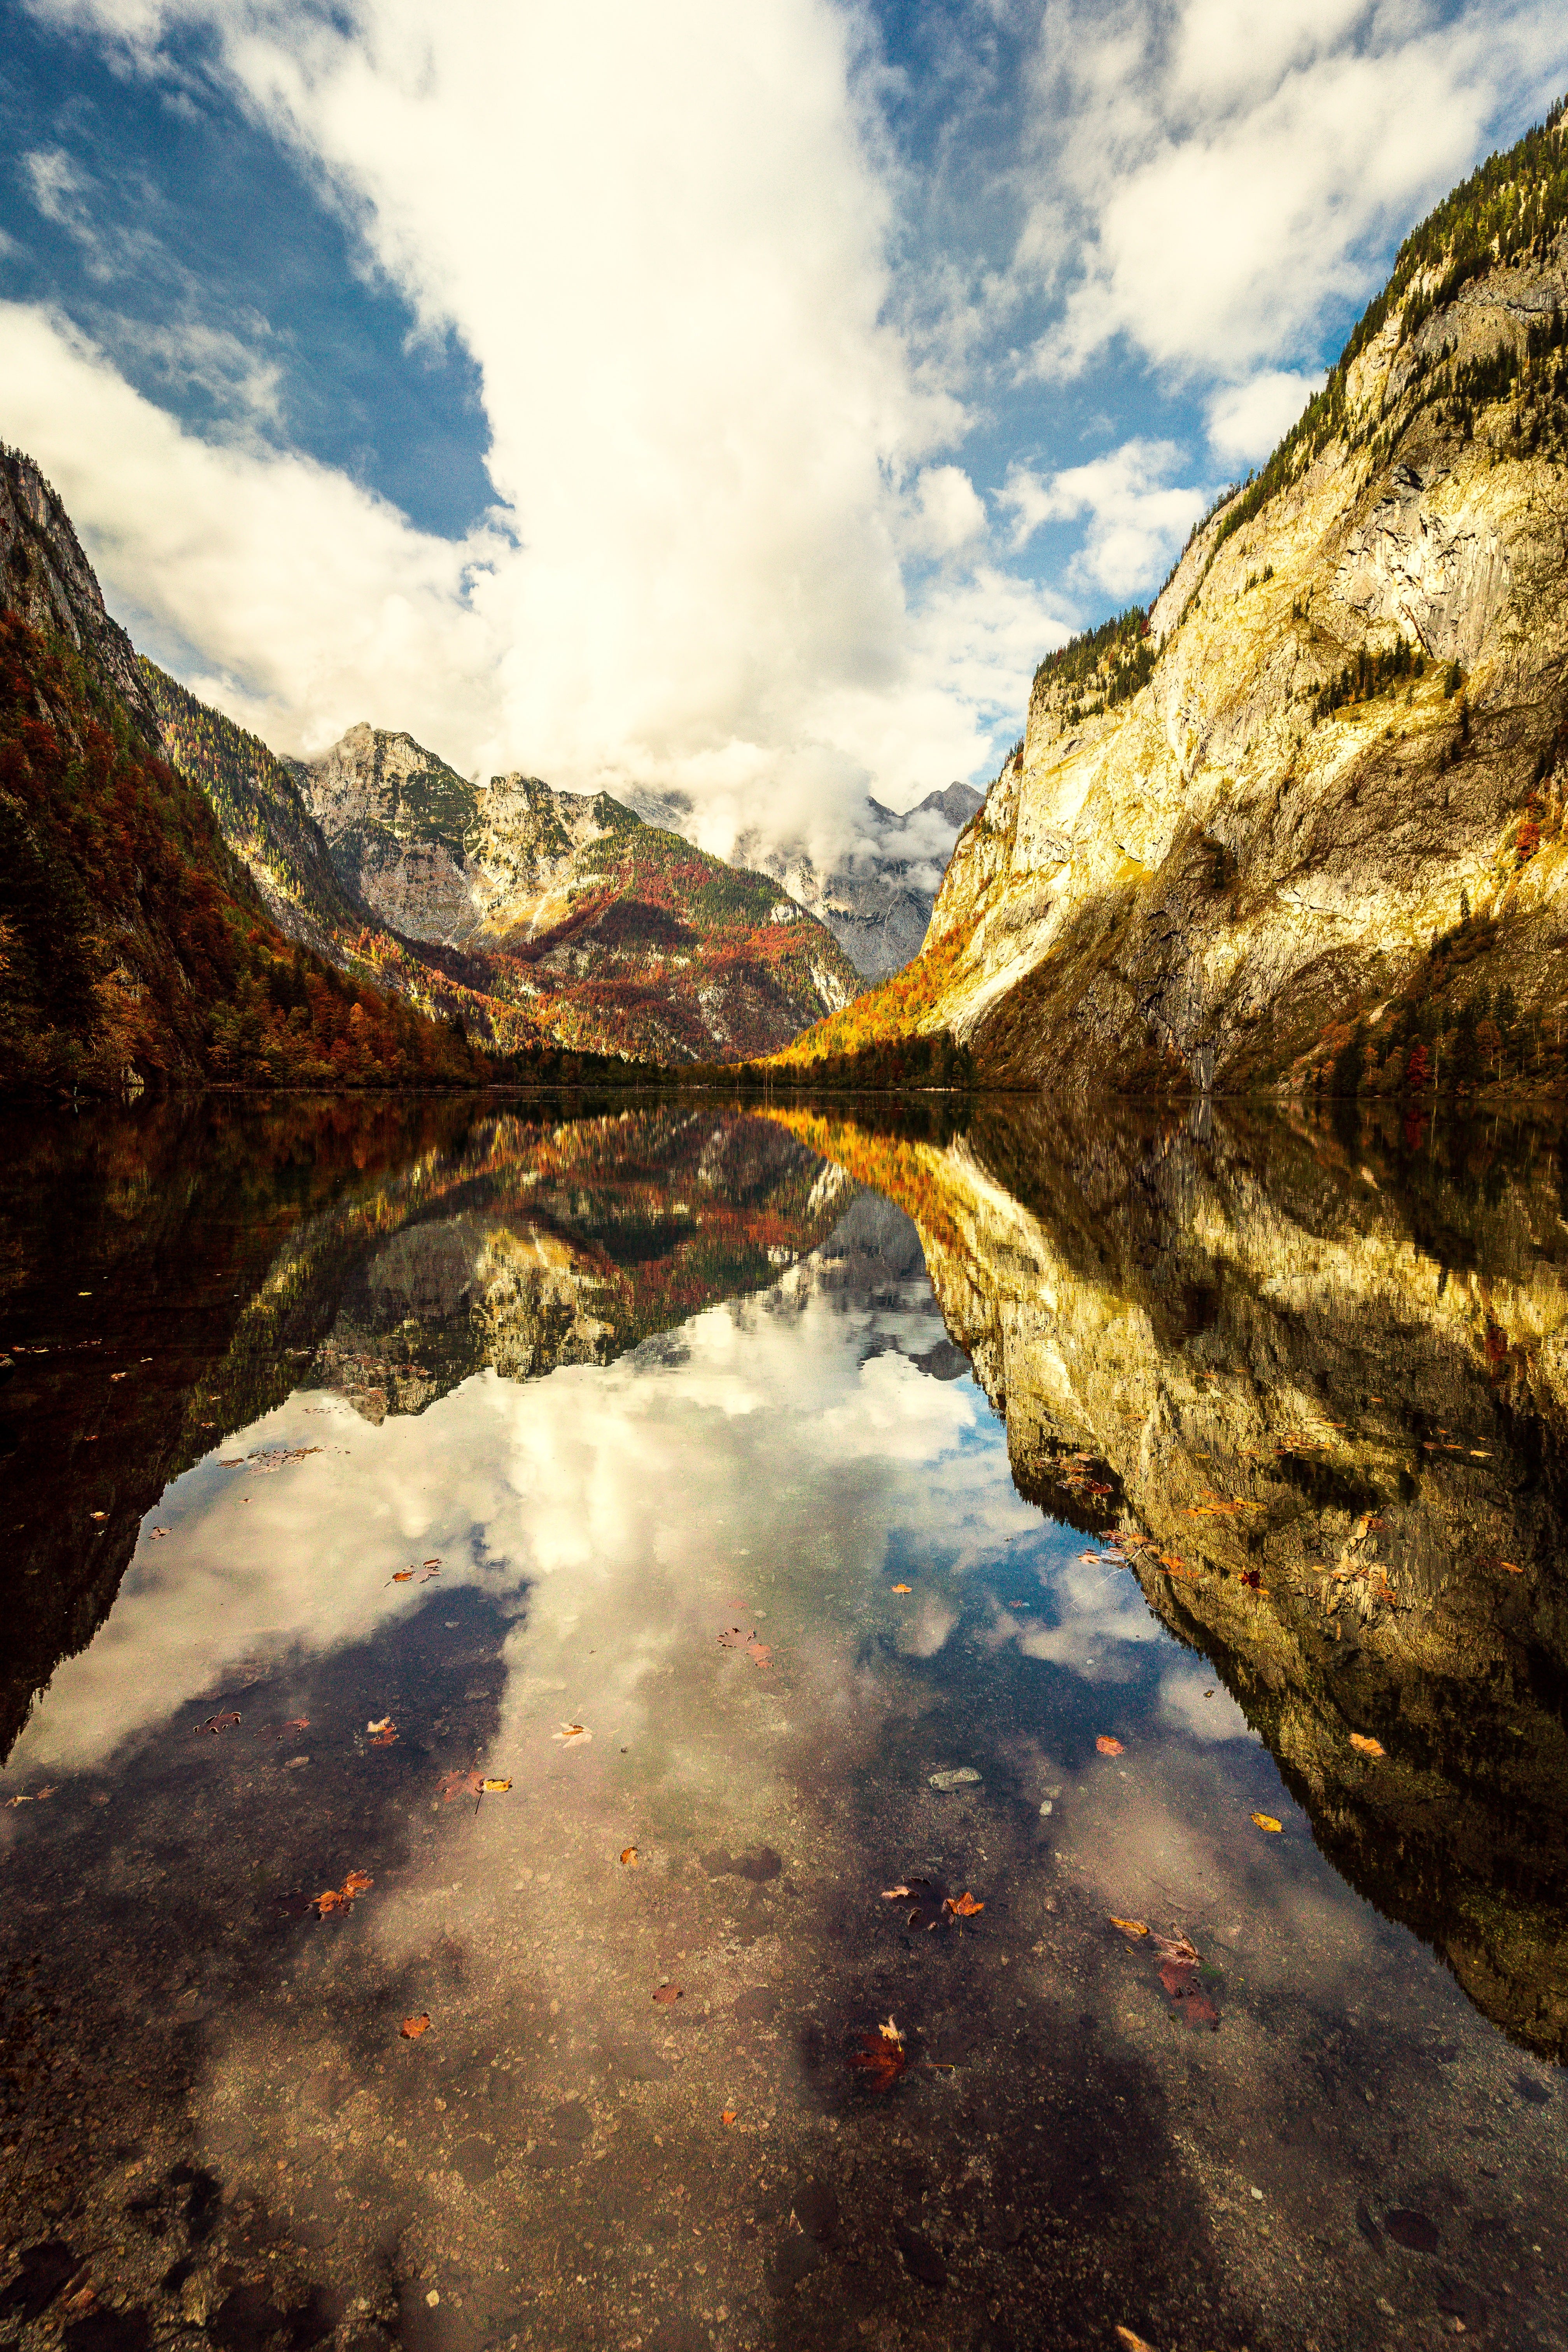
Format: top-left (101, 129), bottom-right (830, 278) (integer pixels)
top-left (6, 104), bottom-right (1568, 1100)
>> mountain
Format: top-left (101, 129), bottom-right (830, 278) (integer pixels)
top-left (292, 722), bottom-right (865, 1062)
top-left (2, 447), bottom-right (861, 1068)
top-left (628, 781), bottom-right (985, 980)
top-left (0, 449), bottom-right (480, 1094)
top-left (777, 103), bottom-right (1568, 1100)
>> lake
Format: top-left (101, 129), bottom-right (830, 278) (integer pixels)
top-left (1, 1094), bottom-right (1564, 2352)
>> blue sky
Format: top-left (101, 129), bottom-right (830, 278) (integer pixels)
top-left (2, 0), bottom-right (1564, 857)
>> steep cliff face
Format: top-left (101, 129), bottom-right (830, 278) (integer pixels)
top-left (1, 445), bottom-right (161, 740)
top-left (770, 1099), bottom-right (1568, 2061)
top-left (791, 112), bottom-right (1568, 1096)
top-left (142, 660), bottom-right (369, 957)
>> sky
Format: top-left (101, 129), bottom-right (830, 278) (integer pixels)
top-left (2, 0), bottom-right (1565, 861)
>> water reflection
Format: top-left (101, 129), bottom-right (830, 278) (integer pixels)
top-left (0, 1095), bottom-right (1563, 2352)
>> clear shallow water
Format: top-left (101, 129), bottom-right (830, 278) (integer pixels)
top-left (0, 1096), bottom-right (1564, 2352)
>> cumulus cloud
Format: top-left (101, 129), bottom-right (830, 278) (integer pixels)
top-left (1205, 368), bottom-right (1321, 466)
top-left (1018, 0), bottom-right (1568, 381)
top-left (9, 0), bottom-right (1064, 850)
top-left (999, 438), bottom-right (1206, 596)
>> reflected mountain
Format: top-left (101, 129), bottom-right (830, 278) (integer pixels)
top-left (768, 1100), bottom-right (1568, 2063)
top-left (0, 1099), bottom-right (855, 1760)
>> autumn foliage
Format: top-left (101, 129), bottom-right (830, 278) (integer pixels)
top-left (0, 610), bottom-right (483, 1094)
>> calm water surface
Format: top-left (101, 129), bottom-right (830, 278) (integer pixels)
top-left (1, 1096), bottom-right (1564, 2352)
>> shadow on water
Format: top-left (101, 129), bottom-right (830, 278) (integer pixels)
top-left (0, 1090), bottom-right (1564, 2352)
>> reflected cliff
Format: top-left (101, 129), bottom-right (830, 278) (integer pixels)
top-left (766, 1100), bottom-right (1568, 2063)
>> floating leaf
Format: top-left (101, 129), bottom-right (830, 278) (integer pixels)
top-left (439, 1768), bottom-right (483, 1802)
top-left (197, 1712), bottom-right (242, 1737)
top-left (313, 1868), bottom-right (373, 1918)
top-left (746, 1638), bottom-right (772, 1669)
top-left (1116, 2329), bottom-right (1157, 2352)
top-left (481, 1777), bottom-right (512, 1794)
top-left (1240, 1568), bottom-right (1264, 1591)
top-left (284, 1718), bottom-right (310, 1732)
top-left (400, 2014), bottom-right (431, 2040)
top-left (720, 2109), bottom-right (737, 2125)
top-left (388, 1571), bottom-right (414, 1584)
top-left (620, 1847), bottom-right (638, 1866)
top-left (943, 1892), bottom-right (985, 1919)
top-left (367, 1717), bottom-right (394, 1735)
top-left (553, 1722), bottom-right (591, 1743)
top-left (1109, 1916), bottom-right (1150, 1939)
top-left (370, 1730), bottom-right (398, 1747)
top-left (891, 1583), bottom-right (912, 1594)
top-left (881, 1876), bottom-right (959, 1932)
top-left (1250, 1812), bottom-right (1283, 1833)
top-left (846, 2015), bottom-right (908, 2093)
top-left (149, 1527), bottom-right (170, 1541)
top-left (1096, 1736), bottom-right (1124, 1756)
top-left (422, 1558), bottom-right (441, 1568)
top-left (1349, 1734), bottom-right (1385, 1758)
top-left (5, 1786), bottom-right (56, 1807)
top-left (653, 1984), bottom-right (682, 2005)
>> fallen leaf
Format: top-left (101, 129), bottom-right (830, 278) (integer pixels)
top-left (721, 2109), bottom-right (737, 2125)
top-left (653, 1984), bottom-right (682, 2005)
top-left (367, 1717), bottom-right (394, 1734)
top-left (1250, 1812), bottom-right (1283, 1833)
top-left (553, 1722), bottom-right (592, 1743)
top-left (881, 1877), bottom-right (947, 1931)
top-left (1497, 1559), bottom-right (1523, 1574)
top-left (1108, 1916), bottom-right (1150, 1939)
top-left (481, 1776), bottom-right (512, 1793)
top-left (1240, 1568), bottom-right (1264, 1591)
top-left (1349, 1734), bottom-right (1385, 1758)
top-left (313, 1868), bottom-right (373, 1917)
top-left (400, 2014), bottom-right (431, 2040)
top-left (943, 1892), bottom-right (985, 1919)
top-left (1096, 1736), bottom-right (1125, 1756)
top-left (891, 1583), bottom-right (913, 1593)
top-left (439, 1768), bottom-right (483, 1802)
top-left (845, 2016), bottom-right (908, 2093)
top-left (1116, 2329), bottom-right (1157, 2352)
top-left (621, 1847), bottom-right (638, 1866)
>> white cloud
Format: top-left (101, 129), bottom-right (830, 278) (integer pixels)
top-left (23, 145), bottom-right (88, 228)
top-left (999, 437), bottom-right (1206, 597)
top-left (0, 301), bottom-right (501, 752)
top-left (1205, 368), bottom-right (1321, 466)
top-left (1018, 0), bottom-right (1568, 380)
top-left (8, 0), bottom-right (1062, 851)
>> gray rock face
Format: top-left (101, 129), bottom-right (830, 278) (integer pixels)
top-left (0, 445), bottom-right (160, 740)
top-left (626, 782), bottom-right (985, 979)
top-left (760, 787), bottom-right (985, 978)
top-left (298, 723), bottom-right (642, 947)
